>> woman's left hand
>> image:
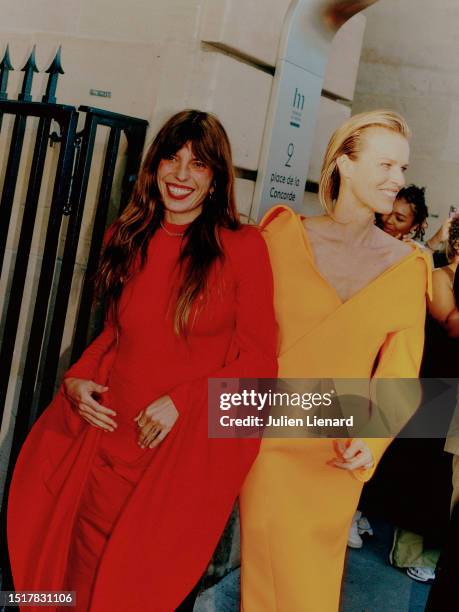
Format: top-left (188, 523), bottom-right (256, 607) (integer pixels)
top-left (330, 439), bottom-right (374, 471)
top-left (134, 395), bottom-right (179, 449)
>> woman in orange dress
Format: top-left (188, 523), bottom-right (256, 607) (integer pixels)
top-left (240, 110), bottom-right (430, 611)
top-left (7, 110), bottom-right (277, 611)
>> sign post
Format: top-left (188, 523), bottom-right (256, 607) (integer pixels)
top-left (251, 0), bottom-right (378, 221)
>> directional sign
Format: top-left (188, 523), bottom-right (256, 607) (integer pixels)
top-left (252, 0), bottom-right (378, 221)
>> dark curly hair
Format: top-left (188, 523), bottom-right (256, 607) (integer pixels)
top-left (396, 184), bottom-right (429, 240)
top-left (375, 184), bottom-right (428, 240)
top-left (454, 266), bottom-right (459, 309)
top-left (446, 216), bottom-right (459, 263)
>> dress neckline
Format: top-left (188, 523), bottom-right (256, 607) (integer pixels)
top-left (260, 205), bottom-right (430, 305)
top-left (298, 214), bottom-right (420, 306)
top-left (160, 219), bottom-right (192, 237)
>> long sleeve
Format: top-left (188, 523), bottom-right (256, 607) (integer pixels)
top-left (169, 228), bottom-right (278, 414)
top-left (354, 254), bottom-right (430, 482)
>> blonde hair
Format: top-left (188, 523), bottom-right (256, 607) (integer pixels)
top-left (319, 110), bottom-right (411, 215)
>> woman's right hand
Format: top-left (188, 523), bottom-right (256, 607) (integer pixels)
top-left (63, 377), bottom-right (117, 432)
top-left (330, 439), bottom-right (374, 471)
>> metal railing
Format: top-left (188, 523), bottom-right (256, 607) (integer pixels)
top-left (0, 45), bottom-right (148, 594)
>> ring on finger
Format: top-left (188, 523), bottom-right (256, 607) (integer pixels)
top-left (147, 423), bottom-right (161, 436)
top-left (145, 428), bottom-right (162, 445)
top-left (149, 427), bottom-right (162, 441)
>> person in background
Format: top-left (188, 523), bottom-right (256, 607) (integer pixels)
top-left (425, 236), bottom-right (459, 609)
top-left (376, 183), bottom-right (428, 243)
top-left (376, 184), bottom-right (457, 268)
top-left (426, 213), bottom-right (458, 268)
top-left (359, 217), bottom-right (459, 585)
top-left (428, 217), bottom-right (459, 337)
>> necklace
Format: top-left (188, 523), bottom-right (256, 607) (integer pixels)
top-left (160, 220), bottom-right (185, 237)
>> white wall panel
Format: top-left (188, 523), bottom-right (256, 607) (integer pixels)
top-left (200, 0), bottom-right (291, 67)
top-left (188, 51), bottom-right (272, 171)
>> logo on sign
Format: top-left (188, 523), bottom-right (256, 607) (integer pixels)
top-left (290, 88), bottom-right (304, 128)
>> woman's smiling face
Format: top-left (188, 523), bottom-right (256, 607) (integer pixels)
top-left (343, 127), bottom-right (410, 215)
top-left (380, 197), bottom-right (416, 239)
top-left (157, 141), bottom-right (214, 224)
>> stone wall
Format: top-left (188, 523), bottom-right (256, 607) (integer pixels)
top-left (354, 0), bottom-right (459, 233)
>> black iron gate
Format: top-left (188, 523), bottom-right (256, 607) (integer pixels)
top-left (0, 45), bottom-right (148, 590)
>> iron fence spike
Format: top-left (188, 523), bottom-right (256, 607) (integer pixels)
top-left (43, 46), bottom-right (64, 103)
top-left (0, 44), bottom-right (14, 101)
top-left (21, 45), bottom-right (39, 73)
top-left (19, 45), bottom-right (39, 101)
top-left (0, 44), bottom-right (14, 71)
top-left (45, 45), bottom-right (64, 75)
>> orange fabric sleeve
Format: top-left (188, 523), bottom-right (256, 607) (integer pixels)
top-left (354, 253), bottom-right (430, 482)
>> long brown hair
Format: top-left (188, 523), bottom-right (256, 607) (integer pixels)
top-left (95, 110), bottom-right (240, 334)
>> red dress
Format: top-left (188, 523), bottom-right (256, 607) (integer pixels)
top-left (7, 220), bottom-right (277, 611)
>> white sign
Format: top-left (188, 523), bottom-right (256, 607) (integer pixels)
top-left (258, 64), bottom-right (322, 213)
top-left (252, 0), bottom-right (378, 221)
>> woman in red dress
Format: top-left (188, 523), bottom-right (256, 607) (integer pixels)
top-left (7, 110), bottom-right (277, 611)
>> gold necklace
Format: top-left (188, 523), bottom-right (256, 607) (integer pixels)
top-left (160, 220), bottom-right (185, 237)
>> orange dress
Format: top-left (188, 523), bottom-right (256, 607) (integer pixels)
top-left (239, 206), bottom-right (430, 611)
